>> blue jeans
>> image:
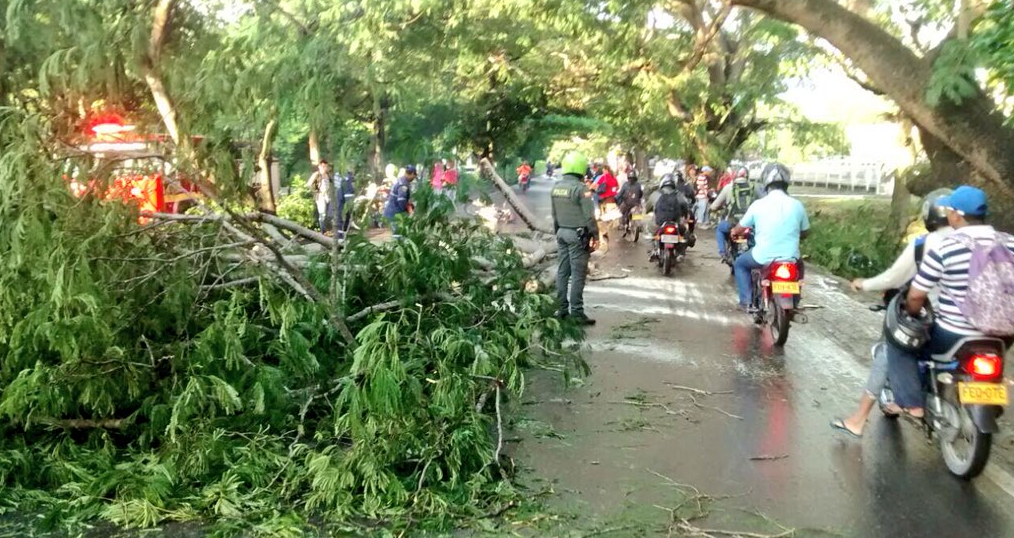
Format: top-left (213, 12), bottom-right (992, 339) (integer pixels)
top-left (716, 219), bottom-right (731, 256)
top-left (733, 250), bottom-right (764, 307)
top-left (694, 199), bottom-right (708, 226)
top-left (886, 324), bottom-right (967, 408)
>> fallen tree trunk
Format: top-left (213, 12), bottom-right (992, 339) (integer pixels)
top-left (479, 158), bottom-right (554, 235)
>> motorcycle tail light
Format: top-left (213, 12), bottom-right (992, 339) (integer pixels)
top-left (772, 262), bottom-right (798, 281)
top-left (965, 354), bottom-right (1003, 380)
top-left (663, 226), bottom-right (676, 234)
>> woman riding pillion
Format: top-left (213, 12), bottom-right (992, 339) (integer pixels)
top-left (830, 190), bottom-right (954, 438)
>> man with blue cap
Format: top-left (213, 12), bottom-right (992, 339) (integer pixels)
top-left (885, 185), bottom-right (1014, 418)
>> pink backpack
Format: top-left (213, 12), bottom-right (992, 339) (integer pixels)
top-left (953, 233), bottom-right (1014, 335)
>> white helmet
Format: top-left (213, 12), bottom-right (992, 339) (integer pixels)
top-left (761, 163), bottom-right (791, 188)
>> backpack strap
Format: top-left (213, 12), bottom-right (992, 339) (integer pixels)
top-left (913, 234), bottom-right (927, 265)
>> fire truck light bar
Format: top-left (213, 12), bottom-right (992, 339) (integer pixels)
top-left (86, 142), bottom-right (149, 152)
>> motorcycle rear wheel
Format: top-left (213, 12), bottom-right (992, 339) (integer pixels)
top-left (941, 406), bottom-right (992, 479)
top-left (768, 297), bottom-right (790, 346)
top-left (662, 250), bottom-right (673, 276)
top-left (633, 225), bottom-right (640, 243)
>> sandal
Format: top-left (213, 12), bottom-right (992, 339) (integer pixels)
top-left (830, 418), bottom-right (862, 439)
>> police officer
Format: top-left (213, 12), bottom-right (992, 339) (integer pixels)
top-left (552, 152), bottom-right (598, 326)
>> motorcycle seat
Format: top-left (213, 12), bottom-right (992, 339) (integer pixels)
top-left (927, 336), bottom-right (1006, 363)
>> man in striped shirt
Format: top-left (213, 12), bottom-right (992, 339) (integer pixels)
top-left (887, 186), bottom-right (1012, 415)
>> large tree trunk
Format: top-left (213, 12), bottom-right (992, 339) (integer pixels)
top-left (889, 168), bottom-right (911, 235)
top-left (256, 118), bottom-right (278, 213)
top-left (308, 129), bottom-right (321, 164)
top-left (731, 0), bottom-right (1014, 194)
top-left (368, 93), bottom-right (387, 180)
top-left (633, 148), bottom-right (649, 181)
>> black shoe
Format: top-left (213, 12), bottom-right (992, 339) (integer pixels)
top-left (555, 310), bottom-right (570, 319)
top-left (572, 314), bottom-right (596, 326)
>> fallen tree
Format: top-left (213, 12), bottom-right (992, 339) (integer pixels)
top-left (0, 135), bottom-right (581, 535)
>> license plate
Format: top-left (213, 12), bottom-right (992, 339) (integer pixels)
top-left (660, 234), bottom-right (680, 244)
top-left (632, 214), bottom-right (643, 221)
top-left (734, 238), bottom-right (747, 244)
top-left (771, 281), bottom-right (800, 294)
top-left (958, 382), bottom-right (1009, 405)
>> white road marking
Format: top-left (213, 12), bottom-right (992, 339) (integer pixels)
top-left (985, 464), bottom-right (1014, 501)
top-left (585, 284), bottom-right (709, 306)
top-left (585, 339), bottom-right (697, 366)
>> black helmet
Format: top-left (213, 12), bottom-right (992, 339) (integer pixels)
top-left (761, 163), bottom-right (791, 189)
top-left (883, 292), bottom-right (933, 352)
top-left (921, 188), bottom-right (953, 232)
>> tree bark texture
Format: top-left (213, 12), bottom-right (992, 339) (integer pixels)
top-left (257, 117), bottom-right (278, 213)
top-left (731, 0), bottom-right (1014, 194)
top-left (141, 0), bottom-right (180, 145)
top-left (369, 94), bottom-right (388, 180)
top-left (479, 159), bottom-right (554, 235)
top-left (308, 129), bottom-right (321, 164)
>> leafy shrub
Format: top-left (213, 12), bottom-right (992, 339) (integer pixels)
top-left (0, 132), bottom-right (577, 535)
top-left (802, 199), bottom-right (901, 279)
top-left (276, 176), bottom-right (316, 229)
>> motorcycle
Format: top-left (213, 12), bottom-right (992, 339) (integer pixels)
top-left (721, 219), bottom-right (747, 275)
top-left (749, 255), bottom-right (802, 346)
top-left (653, 220), bottom-right (690, 276)
top-left (621, 205), bottom-right (643, 242)
top-left (871, 310), bottom-right (1009, 478)
top-left (519, 174), bottom-right (531, 193)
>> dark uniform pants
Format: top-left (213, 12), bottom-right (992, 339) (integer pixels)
top-left (556, 228), bottom-right (589, 316)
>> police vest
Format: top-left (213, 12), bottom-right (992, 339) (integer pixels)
top-left (551, 178), bottom-right (588, 228)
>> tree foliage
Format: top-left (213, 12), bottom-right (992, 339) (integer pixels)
top-left (0, 1), bottom-right (583, 534)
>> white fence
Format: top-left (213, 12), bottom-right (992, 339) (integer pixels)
top-left (788, 158), bottom-right (893, 196)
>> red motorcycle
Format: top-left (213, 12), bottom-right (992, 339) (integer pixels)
top-left (519, 174), bottom-right (530, 192)
top-left (653, 220), bottom-right (690, 276)
top-left (751, 258), bottom-right (802, 346)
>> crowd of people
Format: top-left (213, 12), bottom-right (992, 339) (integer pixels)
top-left (304, 158), bottom-right (460, 236)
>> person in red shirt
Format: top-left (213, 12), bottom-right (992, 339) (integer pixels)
top-left (442, 160), bottom-right (459, 203)
top-left (695, 165), bottom-right (714, 227)
top-left (717, 168), bottom-right (734, 191)
top-left (516, 161), bottom-right (532, 179)
top-left (596, 165), bottom-right (620, 204)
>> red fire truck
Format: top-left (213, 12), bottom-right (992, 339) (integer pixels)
top-left (71, 115), bottom-right (280, 217)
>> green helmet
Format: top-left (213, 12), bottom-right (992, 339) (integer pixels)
top-left (561, 151), bottom-right (588, 177)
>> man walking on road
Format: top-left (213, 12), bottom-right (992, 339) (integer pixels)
top-left (552, 151), bottom-right (599, 326)
top-left (306, 160), bottom-right (333, 234)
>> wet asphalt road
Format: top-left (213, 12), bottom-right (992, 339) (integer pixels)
top-left (508, 177), bottom-right (1014, 538)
